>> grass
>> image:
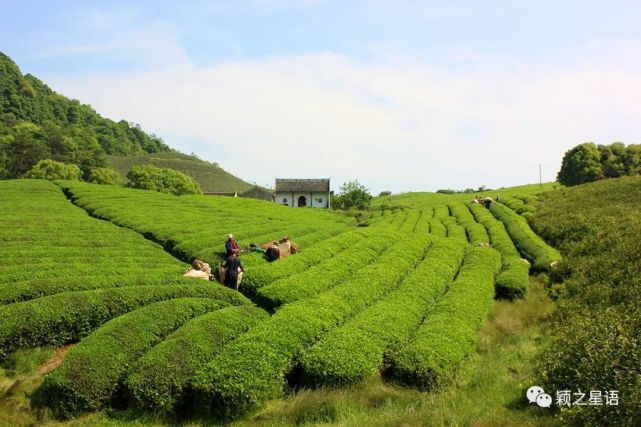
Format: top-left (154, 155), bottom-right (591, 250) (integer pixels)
top-left (0, 278), bottom-right (558, 426)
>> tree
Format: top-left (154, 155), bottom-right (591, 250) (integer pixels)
top-left (127, 164), bottom-right (202, 195)
top-left (24, 159), bottom-right (82, 180)
top-left (557, 143), bottom-right (602, 186)
top-left (598, 142), bottom-right (626, 178)
top-left (334, 180), bottom-right (372, 210)
top-left (88, 167), bottom-right (122, 185)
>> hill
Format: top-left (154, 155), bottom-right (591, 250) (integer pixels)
top-left (530, 175), bottom-right (641, 425)
top-left (0, 52), bottom-right (171, 177)
top-left (0, 52), bottom-right (254, 193)
top-left (108, 153), bottom-right (253, 193)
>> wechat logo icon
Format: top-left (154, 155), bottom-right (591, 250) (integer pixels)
top-left (527, 386), bottom-right (552, 408)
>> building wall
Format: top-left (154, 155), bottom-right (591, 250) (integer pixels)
top-left (275, 191), bottom-right (329, 208)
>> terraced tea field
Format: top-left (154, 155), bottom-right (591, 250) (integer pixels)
top-left (0, 179), bottom-right (560, 421)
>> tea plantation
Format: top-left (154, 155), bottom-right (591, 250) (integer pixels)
top-left (0, 179), bottom-right (561, 421)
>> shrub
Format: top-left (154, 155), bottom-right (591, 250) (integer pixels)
top-left (429, 219), bottom-right (447, 237)
top-left (390, 246), bottom-right (501, 389)
top-left (489, 202), bottom-right (561, 270)
top-left (532, 176), bottom-right (641, 425)
top-left (256, 232), bottom-right (393, 310)
top-left (0, 284), bottom-right (249, 360)
top-left (191, 232), bottom-right (432, 416)
top-left (127, 164), bottom-right (202, 195)
top-left (300, 238), bottom-right (465, 386)
top-left (242, 231), bottom-right (365, 295)
top-left (24, 159), bottom-right (82, 180)
top-left (87, 167), bottom-right (122, 185)
top-left (40, 298), bottom-right (229, 417)
top-left (469, 203), bottom-right (529, 299)
top-left (449, 202), bottom-right (490, 245)
top-left (127, 305), bottom-right (268, 413)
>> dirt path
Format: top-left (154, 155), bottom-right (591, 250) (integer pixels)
top-left (36, 345), bottom-right (73, 376)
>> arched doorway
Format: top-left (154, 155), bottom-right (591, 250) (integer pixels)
top-left (297, 195), bottom-right (307, 207)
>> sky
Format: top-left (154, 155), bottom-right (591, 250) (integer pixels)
top-left (2, 0), bottom-right (641, 193)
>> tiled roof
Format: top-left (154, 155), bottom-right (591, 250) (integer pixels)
top-left (275, 179), bottom-right (330, 192)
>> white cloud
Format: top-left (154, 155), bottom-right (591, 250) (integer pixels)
top-left (46, 49), bottom-right (641, 193)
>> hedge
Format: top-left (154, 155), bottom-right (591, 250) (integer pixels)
top-left (300, 238), bottom-right (465, 385)
top-left (40, 298), bottom-right (229, 417)
top-left (255, 231), bottom-right (394, 310)
top-left (60, 181), bottom-right (352, 267)
top-left (0, 284), bottom-right (249, 360)
top-left (191, 232), bottom-right (433, 416)
top-left (448, 202), bottom-right (490, 245)
top-left (0, 269), bottom-right (188, 305)
top-left (241, 230), bottom-right (366, 296)
top-left (490, 202), bottom-right (561, 270)
top-left (127, 305), bottom-right (268, 413)
top-left (469, 203), bottom-right (529, 299)
top-left (441, 217), bottom-right (467, 243)
top-left (429, 219), bottom-right (447, 238)
top-left (390, 246), bottom-right (501, 389)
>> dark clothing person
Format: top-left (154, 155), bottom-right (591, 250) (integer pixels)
top-left (225, 238), bottom-right (239, 257)
top-left (484, 197), bottom-right (493, 208)
top-left (265, 244), bottom-right (280, 262)
top-left (223, 255), bottom-right (244, 288)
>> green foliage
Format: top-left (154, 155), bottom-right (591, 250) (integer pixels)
top-left (0, 180), bottom-right (187, 304)
top-left (0, 52), bottom-right (170, 178)
top-left (41, 298), bottom-right (230, 417)
top-left (0, 285), bottom-right (249, 360)
top-left (448, 202), bottom-right (490, 245)
top-left (489, 203), bottom-right (561, 271)
top-left (532, 176), bottom-right (641, 425)
top-left (333, 180), bottom-right (372, 210)
top-left (191, 233), bottom-right (432, 415)
top-left (23, 159), bottom-right (81, 180)
top-left (255, 230), bottom-right (394, 310)
top-left (126, 164), bottom-right (202, 195)
top-left (300, 238), bottom-right (464, 386)
top-left (469, 203), bottom-right (529, 299)
top-left (390, 247), bottom-right (501, 389)
top-left (109, 152), bottom-right (252, 193)
top-left (557, 143), bottom-right (602, 186)
top-left (127, 305), bottom-right (268, 413)
top-left (558, 142), bottom-right (641, 186)
top-left (58, 180), bottom-right (351, 275)
top-left (87, 167), bottom-right (122, 185)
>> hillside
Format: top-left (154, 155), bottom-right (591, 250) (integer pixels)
top-left (0, 178), bottom-right (568, 426)
top-left (0, 52), bottom-right (172, 176)
top-left (108, 152), bottom-right (253, 193)
top-left (0, 52), bottom-right (254, 193)
top-left (530, 175), bottom-right (641, 425)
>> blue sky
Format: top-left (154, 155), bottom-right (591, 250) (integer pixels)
top-left (3, 1), bottom-right (641, 192)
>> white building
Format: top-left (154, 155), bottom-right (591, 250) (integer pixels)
top-left (274, 178), bottom-right (330, 208)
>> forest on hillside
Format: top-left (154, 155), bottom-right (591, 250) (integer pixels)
top-left (0, 52), bottom-right (171, 179)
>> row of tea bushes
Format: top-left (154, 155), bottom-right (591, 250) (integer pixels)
top-left (191, 232), bottom-right (433, 415)
top-left (390, 246), bottom-right (501, 388)
top-left (490, 203), bottom-right (561, 270)
top-left (469, 203), bottom-right (529, 299)
top-left (41, 298), bottom-right (231, 417)
top-left (0, 284), bottom-right (249, 359)
top-left (255, 231), bottom-right (395, 310)
top-left (126, 305), bottom-right (268, 413)
top-left (300, 237), bottom-right (466, 385)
